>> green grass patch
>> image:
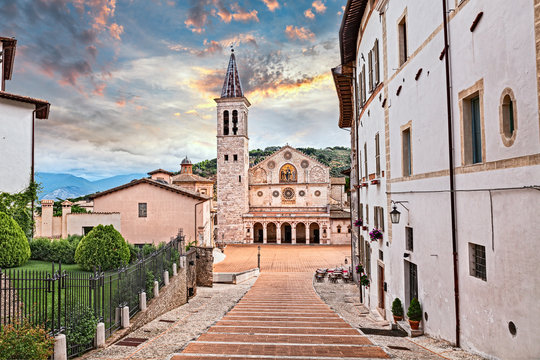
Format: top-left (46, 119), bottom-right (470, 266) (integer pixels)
top-left (11, 260), bottom-right (89, 273)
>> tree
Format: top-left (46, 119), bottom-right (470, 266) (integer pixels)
top-left (75, 225), bottom-right (130, 271)
top-left (0, 211), bottom-right (31, 268)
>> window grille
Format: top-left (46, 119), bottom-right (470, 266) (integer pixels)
top-left (469, 243), bottom-right (487, 281)
top-left (406, 226), bottom-right (413, 251)
top-left (138, 203), bottom-right (147, 218)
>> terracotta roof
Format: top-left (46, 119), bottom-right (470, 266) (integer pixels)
top-left (148, 169), bottom-right (174, 176)
top-left (0, 91), bottom-right (50, 119)
top-left (330, 210), bottom-right (351, 219)
top-left (339, 0), bottom-right (368, 65)
top-left (172, 173), bottom-right (213, 183)
top-left (221, 50), bottom-right (244, 98)
top-left (1, 37), bottom-right (16, 82)
top-left (89, 178), bottom-right (210, 201)
top-left (331, 177), bottom-right (346, 185)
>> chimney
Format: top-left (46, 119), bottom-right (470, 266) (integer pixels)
top-left (41, 200), bottom-right (54, 237)
top-left (61, 200), bottom-right (72, 238)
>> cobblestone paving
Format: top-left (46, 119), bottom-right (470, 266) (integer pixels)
top-left (214, 244), bottom-right (352, 273)
top-left (171, 272), bottom-right (390, 359)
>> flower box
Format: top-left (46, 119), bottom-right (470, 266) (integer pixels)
top-left (369, 228), bottom-right (383, 241)
top-left (370, 179), bottom-right (380, 185)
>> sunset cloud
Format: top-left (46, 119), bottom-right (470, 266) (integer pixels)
top-left (304, 9), bottom-right (315, 19)
top-left (109, 23), bottom-right (124, 40)
top-left (285, 25), bottom-right (315, 41)
top-left (312, 0), bottom-right (327, 14)
top-left (184, 0), bottom-right (259, 33)
top-left (262, 0), bottom-right (280, 12)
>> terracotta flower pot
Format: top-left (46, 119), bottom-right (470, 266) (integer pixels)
top-left (409, 320), bottom-right (420, 330)
top-left (393, 315), bottom-right (403, 323)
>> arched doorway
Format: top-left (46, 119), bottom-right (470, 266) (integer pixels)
top-left (253, 223), bottom-right (263, 243)
top-left (267, 223), bottom-right (277, 243)
top-left (296, 223), bottom-right (306, 243)
top-left (310, 223), bottom-right (320, 244)
top-left (281, 222), bottom-right (292, 243)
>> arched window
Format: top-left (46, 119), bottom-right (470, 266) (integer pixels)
top-left (500, 88), bottom-right (517, 146)
top-left (232, 110), bottom-right (238, 135)
top-left (223, 110), bottom-right (229, 135)
top-left (279, 164), bottom-right (297, 183)
top-left (337, 225), bottom-right (342, 233)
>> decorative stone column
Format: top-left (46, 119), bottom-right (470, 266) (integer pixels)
top-left (263, 223), bottom-right (267, 244)
top-left (276, 223), bottom-right (281, 244)
top-left (291, 223), bottom-right (297, 244)
top-left (306, 223), bottom-right (310, 245)
top-left (249, 223), bottom-right (254, 243)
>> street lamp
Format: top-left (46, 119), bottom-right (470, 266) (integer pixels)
top-left (390, 200), bottom-right (409, 224)
top-left (390, 205), bottom-right (401, 224)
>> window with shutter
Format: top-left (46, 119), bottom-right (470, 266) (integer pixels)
top-left (374, 39), bottom-right (380, 85)
top-left (375, 133), bottom-right (380, 176)
top-left (374, 207), bottom-right (379, 228)
top-left (368, 50), bottom-right (373, 92)
top-left (358, 70), bottom-right (364, 107)
top-left (364, 143), bottom-right (368, 180)
top-left (362, 64), bottom-right (367, 104)
top-left (379, 207), bottom-right (385, 231)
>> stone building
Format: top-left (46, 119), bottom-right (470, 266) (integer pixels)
top-left (216, 50), bottom-right (350, 244)
top-left (333, 1), bottom-right (540, 359)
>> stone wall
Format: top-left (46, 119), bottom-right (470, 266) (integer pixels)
top-left (195, 247), bottom-right (213, 287)
top-left (123, 265), bottom-right (187, 334)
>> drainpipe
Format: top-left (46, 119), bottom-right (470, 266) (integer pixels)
top-left (31, 109), bottom-right (36, 238)
top-left (194, 199), bottom-right (207, 246)
top-left (442, 0), bottom-right (460, 347)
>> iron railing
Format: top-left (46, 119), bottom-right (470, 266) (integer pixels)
top-left (0, 232), bottom-right (186, 358)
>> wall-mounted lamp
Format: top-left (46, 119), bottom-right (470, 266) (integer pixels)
top-left (390, 200), bottom-right (409, 224)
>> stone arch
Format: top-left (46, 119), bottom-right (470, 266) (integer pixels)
top-left (254, 222), bottom-right (263, 243)
top-left (279, 163), bottom-right (297, 183)
top-left (281, 222), bottom-right (292, 243)
top-left (296, 223), bottom-right (306, 244)
top-left (310, 166), bottom-right (325, 183)
top-left (310, 223), bottom-right (320, 244)
top-left (252, 168), bottom-right (267, 184)
top-left (267, 223), bottom-right (277, 243)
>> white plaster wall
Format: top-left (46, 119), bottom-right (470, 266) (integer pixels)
top-left (0, 99), bottom-right (34, 193)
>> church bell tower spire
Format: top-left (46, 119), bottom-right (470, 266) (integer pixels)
top-left (215, 49), bottom-right (250, 243)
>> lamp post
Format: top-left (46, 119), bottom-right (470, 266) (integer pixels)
top-left (390, 200), bottom-right (409, 224)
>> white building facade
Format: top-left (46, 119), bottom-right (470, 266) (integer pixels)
top-left (0, 36), bottom-right (50, 194)
top-left (333, 1), bottom-right (540, 359)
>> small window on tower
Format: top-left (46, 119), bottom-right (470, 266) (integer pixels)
top-left (234, 154), bottom-right (238, 161)
top-left (223, 110), bottom-right (230, 136)
top-left (224, 155), bottom-right (229, 161)
top-left (232, 110), bottom-right (238, 135)
top-left (239, 175), bottom-right (242, 182)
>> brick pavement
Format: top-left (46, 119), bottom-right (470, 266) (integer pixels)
top-left (213, 244), bottom-right (352, 273)
top-left (171, 272), bottom-right (389, 359)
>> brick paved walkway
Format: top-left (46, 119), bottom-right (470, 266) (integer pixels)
top-left (214, 244), bottom-right (352, 273)
top-left (171, 272), bottom-right (389, 359)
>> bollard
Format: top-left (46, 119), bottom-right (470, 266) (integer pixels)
top-left (164, 270), bottom-right (169, 286)
top-left (139, 292), bottom-right (147, 312)
top-left (121, 306), bottom-right (130, 329)
top-left (172, 263), bottom-right (177, 276)
top-left (95, 323), bottom-right (105, 348)
top-left (154, 280), bottom-right (159, 298)
top-left (54, 334), bottom-right (67, 360)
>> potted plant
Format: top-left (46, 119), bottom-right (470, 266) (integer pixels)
top-left (369, 228), bottom-right (383, 241)
top-left (407, 298), bottom-right (422, 330)
top-left (391, 298), bottom-right (404, 323)
top-left (354, 219), bottom-right (363, 227)
top-left (355, 264), bottom-right (370, 287)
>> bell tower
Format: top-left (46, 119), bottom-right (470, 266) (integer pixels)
top-left (215, 49), bottom-right (250, 243)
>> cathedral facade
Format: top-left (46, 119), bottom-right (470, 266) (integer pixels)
top-left (216, 51), bottom-right (350, 244)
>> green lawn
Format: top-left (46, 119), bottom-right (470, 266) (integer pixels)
top-left (11, 260), bottom-right (89, 273)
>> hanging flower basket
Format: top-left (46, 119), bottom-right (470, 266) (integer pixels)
top-left (355, 264), bottom-right (364, 273)
top-left (360, 273), bottom-right (370, 287)
top-left (354, 219), bottom-right (363, 227)
top-left (369, 228), bottom-right (383, 241)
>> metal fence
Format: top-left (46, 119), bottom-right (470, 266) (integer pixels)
top-left (0, 232), bottom-right (186, 358)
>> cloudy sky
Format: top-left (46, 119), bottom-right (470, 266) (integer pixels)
top-left (1, 0), bottom-right (348, 180)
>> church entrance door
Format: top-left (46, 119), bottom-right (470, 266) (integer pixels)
top-left (296, 223), bottom-right (306, 243)
top-left (309, 223), bottom-right (320, 244)
top-left (253, 223), bottom-right (263, 243)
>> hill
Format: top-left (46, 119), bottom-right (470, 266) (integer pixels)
top-left (194, 146), bottom-right (350, 178)
top-left (35, 172), bottom-right (146, 200)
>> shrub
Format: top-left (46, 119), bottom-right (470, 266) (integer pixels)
top-left (0, 211), bottom-right (31, 268)
top-left (75, 225), bottom-right (130, 271)
top-left (145, 270), bottom-right (155, 300)
top-left (392, 298), bottom-right (403, 317)
top-left (141, 243), bottom-right (157, 258)
top-left (49, 238), bottom-right (76, 264)
top-left (407, 298), bottom-right (422, 321)
top-left (0, 320), bottom-right (54, 360)
top-left (29, 237), bottom-right (52, 260)
top-left (127, 243), bottom-right (140, 263)
top-left (66, 306), bottom-right (99, 346)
